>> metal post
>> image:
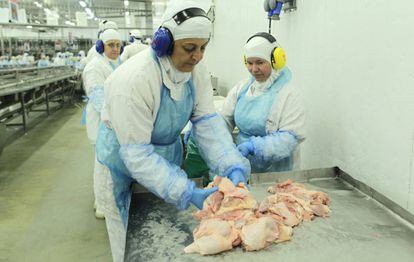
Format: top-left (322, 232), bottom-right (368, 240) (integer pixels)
top-left (19, 92), bottom-right (27, 133)
top-left (268, 18), bottom-right (272, 34)
top-left (0, 25), bottom-right (4, 55)
top-left (45, 85), bottom-right (50, 115)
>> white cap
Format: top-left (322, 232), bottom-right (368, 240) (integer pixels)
top-left (130, 29), bottom-right (143, 39)
top-left (99, 20), bottom-right (118, 31)
top-left (244, 35), bottom-right (278, 64)
top-left (160, 0), bottom-right (212, 40)
top-left (100, 29), bottom-right (121, 43)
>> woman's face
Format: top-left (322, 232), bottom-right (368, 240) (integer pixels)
top-left (104, 40), bottom-right (121, 60)
top-left (246, 57), bottom-right (272, 82)
top-left (171, 38), bottom-right (209, 72)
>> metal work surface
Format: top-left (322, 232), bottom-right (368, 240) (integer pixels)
top-left (125, 172), bottom-right (414, 262)
top-left (0, 67), bottom-right (77, 96)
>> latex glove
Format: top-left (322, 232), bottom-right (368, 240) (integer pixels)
top-left (190, 187), bottom-right (218, 209)
top-left (237, 141), bottom-right (255, 157)
top-left (228, 169), bottom-right (247, 187)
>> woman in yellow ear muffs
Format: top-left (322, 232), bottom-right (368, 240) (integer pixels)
top-left (184, 32), bottom-right (306, 175)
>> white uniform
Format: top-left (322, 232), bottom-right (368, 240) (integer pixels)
top-left (120, 42), bottom-right (148, 63)
top-left (85, 45), bottom-right (99, 65)
top-left (82, 54), bottom-right (119, 216)
top-left (219, 76), bottom-right (306, 169)
top-left (101, 48), bottom-right (216, 261)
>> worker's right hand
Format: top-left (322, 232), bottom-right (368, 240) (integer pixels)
top-left (190, 187), bottom-right (218, 209)
top-left (228, 169), bottom-right (247, 187)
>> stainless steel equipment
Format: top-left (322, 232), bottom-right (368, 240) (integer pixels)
top-left (124, 167), bottom-right (414, 262)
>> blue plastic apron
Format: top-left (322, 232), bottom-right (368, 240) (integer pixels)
top-left (96, 51), bottom-right (194, 225)
top-left (234, 68), bottom-right (293, 173)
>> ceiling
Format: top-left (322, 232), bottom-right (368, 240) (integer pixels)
top-left (16, 0), bottom-right (168, 26)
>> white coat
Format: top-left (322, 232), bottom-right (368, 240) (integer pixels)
top-left (85, 45), bottom-right (99, 65)
top-left (219, 76), bottom-right (306, 169)
top-left (82, 55), bottom-right (118, 144)
top-left (102, 48), bottom-right (216, 145)
top-left (120, 42), bottom-right (148, 63)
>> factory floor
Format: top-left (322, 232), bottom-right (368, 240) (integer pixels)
top-left (0, 105), bottom-right (112, 262)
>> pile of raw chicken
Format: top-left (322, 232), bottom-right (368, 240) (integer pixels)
top-left (184, 177), bottom-right (330, 255)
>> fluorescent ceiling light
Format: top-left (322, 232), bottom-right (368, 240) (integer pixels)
top-left (85, 8), bottom-right (92, 14)
top-left (26, 25), bottom-right (33, 29)
top-left (152, 2), bottom-right (167, 6)
top-left (79, 1), bottom-right (86, 8)
top-left (125, 11), bottom-right (130, 16)
top-left (124, 1), bottom-right (129, 7)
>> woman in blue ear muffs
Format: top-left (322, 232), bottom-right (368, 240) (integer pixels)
top-left (95, 1), bottom-right (250, 260)
top-left (221, 32), bottom-right (306, 173)
top-left (84, 20), bottom-right (118, 65)
top-left (81, 28), bottom-right (122, 221)
top-left (185, 32), bottom-right (306, 179)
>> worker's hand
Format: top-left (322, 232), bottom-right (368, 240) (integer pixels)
top-left (237, 141), bottom-right (255, 157)
top-left (190, 187), bottom-right (218, 210)
top-left (228, 169), bottom-right (247, 188)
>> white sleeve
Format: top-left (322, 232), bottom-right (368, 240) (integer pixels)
top-left (108, 79), bottom-right (155, 145)
top-left (82, 60), bottom-right (106, 95)
top-left (271, 87), bottom-right (306, 142)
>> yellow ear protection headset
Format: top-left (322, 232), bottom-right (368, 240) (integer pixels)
top-left (244, 32), bottom-right (286, 70)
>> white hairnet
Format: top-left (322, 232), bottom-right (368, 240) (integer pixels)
top-left (100, 29), bottom-right (121, 43)
top-left (130, 29), bottom-right (143, 39)
top-left (244, 36), bottom-right (278, 64)
top-left (99, 20), bottom-right (118, 31)
top-left (160, 0), bottom-right (212, 40)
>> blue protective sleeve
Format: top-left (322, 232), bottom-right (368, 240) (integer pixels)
top-left (119, 144), bottom-right (195, 210)
top-left (250, 130), bottom-right (298, 163)
top-left (88, 85), bottom-right (104, 113)
top-left (191, 113), bottom-right (251, 179)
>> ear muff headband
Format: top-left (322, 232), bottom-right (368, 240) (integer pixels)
top-left (151, 7), bottom-right (210, 57)
top-left (244, 32), bottom-right (286, 70)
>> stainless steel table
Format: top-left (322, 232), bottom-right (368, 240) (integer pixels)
top-left (125, 168), bottom-right (414, 262)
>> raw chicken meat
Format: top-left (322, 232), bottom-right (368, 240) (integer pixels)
top-left (184, 218), bottom-right (240, 255)
top-left (185, 178), bottom-right (331, 256)
top-left (240, 216), bottom-right (279, 251)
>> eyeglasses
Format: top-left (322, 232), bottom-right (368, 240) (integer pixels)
top-left (106, 42), bottom-right (121, 49)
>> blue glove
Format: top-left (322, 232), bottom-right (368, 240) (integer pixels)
top-left (190, 187), bottom-right (218, 209)
top-left (228, 169), bottom-right (247, 187)
top-left (237, 141), bottom-right (255, 157)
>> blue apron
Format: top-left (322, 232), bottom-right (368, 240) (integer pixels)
top-left (96, 51), bottom-right (194, 225)
top-left (234, 68), bottom-right (293, 173)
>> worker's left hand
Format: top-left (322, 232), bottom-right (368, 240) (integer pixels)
top-left (190, 187), bottom-right (218, 209)
top-left (237, 141), bottom-right (255, 157)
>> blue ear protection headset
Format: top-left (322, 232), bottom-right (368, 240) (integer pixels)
top-left (129, 35), bottom-right (135, 43)
top-left (151, 7), bottom-right (210, 57)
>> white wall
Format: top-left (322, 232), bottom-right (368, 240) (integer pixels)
top-left (205, 0), bottom-right (414, 214)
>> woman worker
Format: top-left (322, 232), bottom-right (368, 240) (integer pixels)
top-left (96, 1), bottom-right (250, 261)
top-left (82, 28), bottom-right (122, 219)
top-left (220, 32), bottom-right (306, 173)
top-left (184, 32), bottom-right (305, 180)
